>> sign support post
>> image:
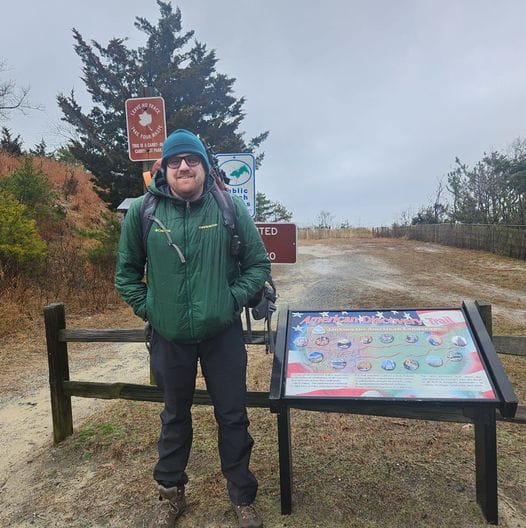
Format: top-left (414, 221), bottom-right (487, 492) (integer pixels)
top-left (141, 87), bottom-right (155, 189)
top-left (277, 406), bottom-right (292, 514)
top-left (473, 406), bottom-right (498, 524)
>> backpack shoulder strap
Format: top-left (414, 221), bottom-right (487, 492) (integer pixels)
top-left (210, 181), bottom-right (241, 258)
top-left (210, 180), bottom-right (236, 231)
top-left (210, 178), bottom-right (277, 346)
top-left (139, 192), bottom-right (159, 252)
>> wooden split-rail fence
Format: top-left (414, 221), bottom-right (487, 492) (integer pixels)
top-left (44, 302), bottom-right (525, 444)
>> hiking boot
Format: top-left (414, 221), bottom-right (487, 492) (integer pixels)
top-left (232, 503), bottom-right (263, 528)
top-left (154, 484), bottom-right (186, 527)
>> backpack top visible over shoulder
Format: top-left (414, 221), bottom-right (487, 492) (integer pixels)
top-left (139, 192), bottom-right (159, 251)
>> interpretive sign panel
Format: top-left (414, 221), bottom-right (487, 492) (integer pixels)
top-left (285, 308), bottom-right (497, 400)
top-left (270, 302), bottom-right (517, 523)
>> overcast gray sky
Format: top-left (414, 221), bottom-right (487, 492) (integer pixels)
top-left (2, 1), bottom-right (526, 226)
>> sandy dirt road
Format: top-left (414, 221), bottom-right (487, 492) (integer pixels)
top-left (0, 341), bottom-right (151, 521)
top-left (0, 237), bottom-right (524, 527)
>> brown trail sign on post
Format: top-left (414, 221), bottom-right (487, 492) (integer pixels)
top-left (256, 223), bottom-right (297, 264)
top-left (125, 96), bottom-right (166, 162)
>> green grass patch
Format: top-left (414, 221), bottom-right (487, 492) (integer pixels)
top-left (75, 421), bottom-right (126, 458)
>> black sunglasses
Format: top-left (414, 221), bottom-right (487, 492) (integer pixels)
top-left (166, 154), bottom-right (202, 169)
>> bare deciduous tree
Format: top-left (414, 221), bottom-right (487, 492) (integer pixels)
top-left (0, 60), bottom-right (40, 121)
top-left (315, 210), bottom-right (334, 229)
top-left (397, 208), bottom-right (413, 226)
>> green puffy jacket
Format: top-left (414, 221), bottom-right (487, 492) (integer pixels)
top-left (115, 174), bottom-right (270, 343)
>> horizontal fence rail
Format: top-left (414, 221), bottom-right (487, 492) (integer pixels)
top-left (372, 223), bottom-right (526, 260)
top-left (44, 302), bottom-right (525, 443)
top-left (62, 381), bottom-right (270, 407)
top-left (59, 328), bottom-right (267, 345)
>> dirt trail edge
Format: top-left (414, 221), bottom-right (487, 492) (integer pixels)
top-left (0, 342), bottom-right (150, 520)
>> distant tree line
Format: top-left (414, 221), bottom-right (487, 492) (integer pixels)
top-left (404, 139), bottom-right (526, 226)
top-left (0, 126), bottom-right (62, 158)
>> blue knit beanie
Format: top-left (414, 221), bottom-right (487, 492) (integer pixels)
top-left (162, 129), bottom-right (210, 173)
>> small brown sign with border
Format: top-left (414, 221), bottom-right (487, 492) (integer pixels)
top-left (125, 97), bottom-right (167, 161)
top-left (256, 223), bottom-right (297, 264)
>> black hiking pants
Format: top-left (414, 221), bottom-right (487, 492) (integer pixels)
top-left (150, 318), bottom-right (258, 506)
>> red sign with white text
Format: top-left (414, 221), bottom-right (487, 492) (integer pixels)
top-left (256, 223), bottom-right (297, 264)
top-left (125, 97), bottom-right (167, 161)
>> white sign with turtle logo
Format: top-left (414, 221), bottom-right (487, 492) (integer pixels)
top-left (216, 153), bottom-right (256, 217)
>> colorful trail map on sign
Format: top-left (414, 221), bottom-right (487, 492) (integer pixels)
top-left (285, 309), bottom-right (497, 400)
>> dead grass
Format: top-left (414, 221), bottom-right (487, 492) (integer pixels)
top-left (12, 353), bottom-right (524, 527)
top-left (1, 236), bottom-right (525, 527)
top-left (309, 237), bottom-right (526, 335)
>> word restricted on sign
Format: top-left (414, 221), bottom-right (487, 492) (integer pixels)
top-left (255, 223), bottom-right (297, 264)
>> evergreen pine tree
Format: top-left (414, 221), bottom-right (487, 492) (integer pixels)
top-left (0, 190), bottom-right (47, 276)
top-left (0, 158), bottom-right (56, 215)
top-left (29, 139), bottom-right (48, 157)
top-left (255, 191), bottom-right (292, 222)
top-left (0, 127), bottom-right (23, 155)
top-left (255, 192), bottom-right (274, 221)
top-left (58, 1), bottom-right (268, 208)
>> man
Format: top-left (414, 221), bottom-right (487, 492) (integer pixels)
top-left (115, 129), bottom-right (270, 528)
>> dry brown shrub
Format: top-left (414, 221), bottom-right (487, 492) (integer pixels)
top-left (35, 239), bottom-right (120, 313)
top-left (0, 152), bottom-right (21, 177)
top-left (0, 153), bottom-right (107, 231)
top-left (0, 286), bottom-right (33, 337)
top-left (0, 258), bottom-right (120, 339)
top-left (0, 153), bottom-right (121, 336)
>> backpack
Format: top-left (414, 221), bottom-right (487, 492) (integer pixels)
top-left (139, 178), bottom-right (277, 352)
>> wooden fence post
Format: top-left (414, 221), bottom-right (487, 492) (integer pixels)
top-left (44, 303), bottom-right (73, 443)
top-left (475, 301), bottom-right (493, 338)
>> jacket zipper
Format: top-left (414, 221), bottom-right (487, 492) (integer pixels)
top-left (148, 215), bottom-right (186, 263)
top-left (184, 201), bottom-right (195, 340)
